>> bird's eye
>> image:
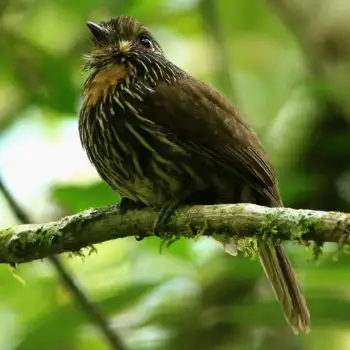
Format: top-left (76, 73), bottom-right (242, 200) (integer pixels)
top-left (139, 35), bottom-right (153, 49)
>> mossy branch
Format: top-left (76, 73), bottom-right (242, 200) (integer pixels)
top-left (0, 203), bottom-right (349, 264)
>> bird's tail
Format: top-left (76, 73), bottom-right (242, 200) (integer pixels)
top-left (218, 237), bottom-right (310, 334)
top-left (257, 241), bottom-right (310, 334)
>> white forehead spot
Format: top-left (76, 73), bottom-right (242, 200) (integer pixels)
top-left (119, 40), bottom-right (131, 52)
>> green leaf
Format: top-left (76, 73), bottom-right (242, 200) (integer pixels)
top-left (4, 33), bottom-right (78, 114)
top-left (16, 283), bottom-right (158, 349)
top-left (51, 182), bottom-right (119, 213)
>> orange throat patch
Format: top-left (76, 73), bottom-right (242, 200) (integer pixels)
top-left (85, 65), bottom-right (128, 107)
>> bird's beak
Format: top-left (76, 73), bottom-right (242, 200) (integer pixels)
top-left (87, 21), bottom-right (108, 41)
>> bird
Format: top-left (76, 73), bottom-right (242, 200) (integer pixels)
top-left (79, 15), bottom-right (310, 334)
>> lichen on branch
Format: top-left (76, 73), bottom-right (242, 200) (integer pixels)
top-left (0, 203), bottom-right (348, 264)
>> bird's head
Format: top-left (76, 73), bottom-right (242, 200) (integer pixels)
top-left (84, 16), bottom-right (164, 72)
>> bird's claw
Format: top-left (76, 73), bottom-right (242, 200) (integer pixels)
top-left (115, 197), bottom-right (146, 215)
top-left (115, 197), bottom-right (147, 242)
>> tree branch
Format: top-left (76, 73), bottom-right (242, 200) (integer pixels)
top-left (0, 203), bottom-right (349, 264)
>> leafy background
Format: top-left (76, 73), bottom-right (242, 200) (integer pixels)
top-left (1, 0), bottom-right (350, 349)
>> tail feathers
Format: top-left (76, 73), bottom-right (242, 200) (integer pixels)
top-left (258, 242), bottom-right (310, 334)
top-left (216, 238), bottom-right (310, 333)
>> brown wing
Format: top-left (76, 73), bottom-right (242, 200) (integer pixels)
top-left (143, 77), bottom-right (282, 205)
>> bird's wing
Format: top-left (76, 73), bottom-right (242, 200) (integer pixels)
top-left (142, 77), bottom-right (281, 205)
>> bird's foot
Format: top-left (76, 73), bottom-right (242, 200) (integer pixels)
top-left (153, 197), bottom-right (189, 251)
top-left (153, 201), bottom-right (179, 235)
top-left (115, 197), bottom-right (147, 241)
top-left (115, 197), bottom-right (146, 215)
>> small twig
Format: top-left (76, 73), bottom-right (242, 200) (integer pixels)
top-left (266, 0), bottom-right (324, 77)
top-left (199, 0), bottom-right (235, 100)
top-left (0, 178), bottom-right (128, 350)
top-left (0, 0), bottom-right (10, 20)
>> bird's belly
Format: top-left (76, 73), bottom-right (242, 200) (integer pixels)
top-left (87, 130), bottom-right (189, 207)
top-left (82, 107), bottom-right (209, 207)
top-left (105, 155), bottom-right (186, 208)
top-left (119, 174), bottom-right (182, 207)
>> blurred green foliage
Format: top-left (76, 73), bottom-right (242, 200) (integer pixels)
top-left (0, 0), bottom-right (349, 349)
